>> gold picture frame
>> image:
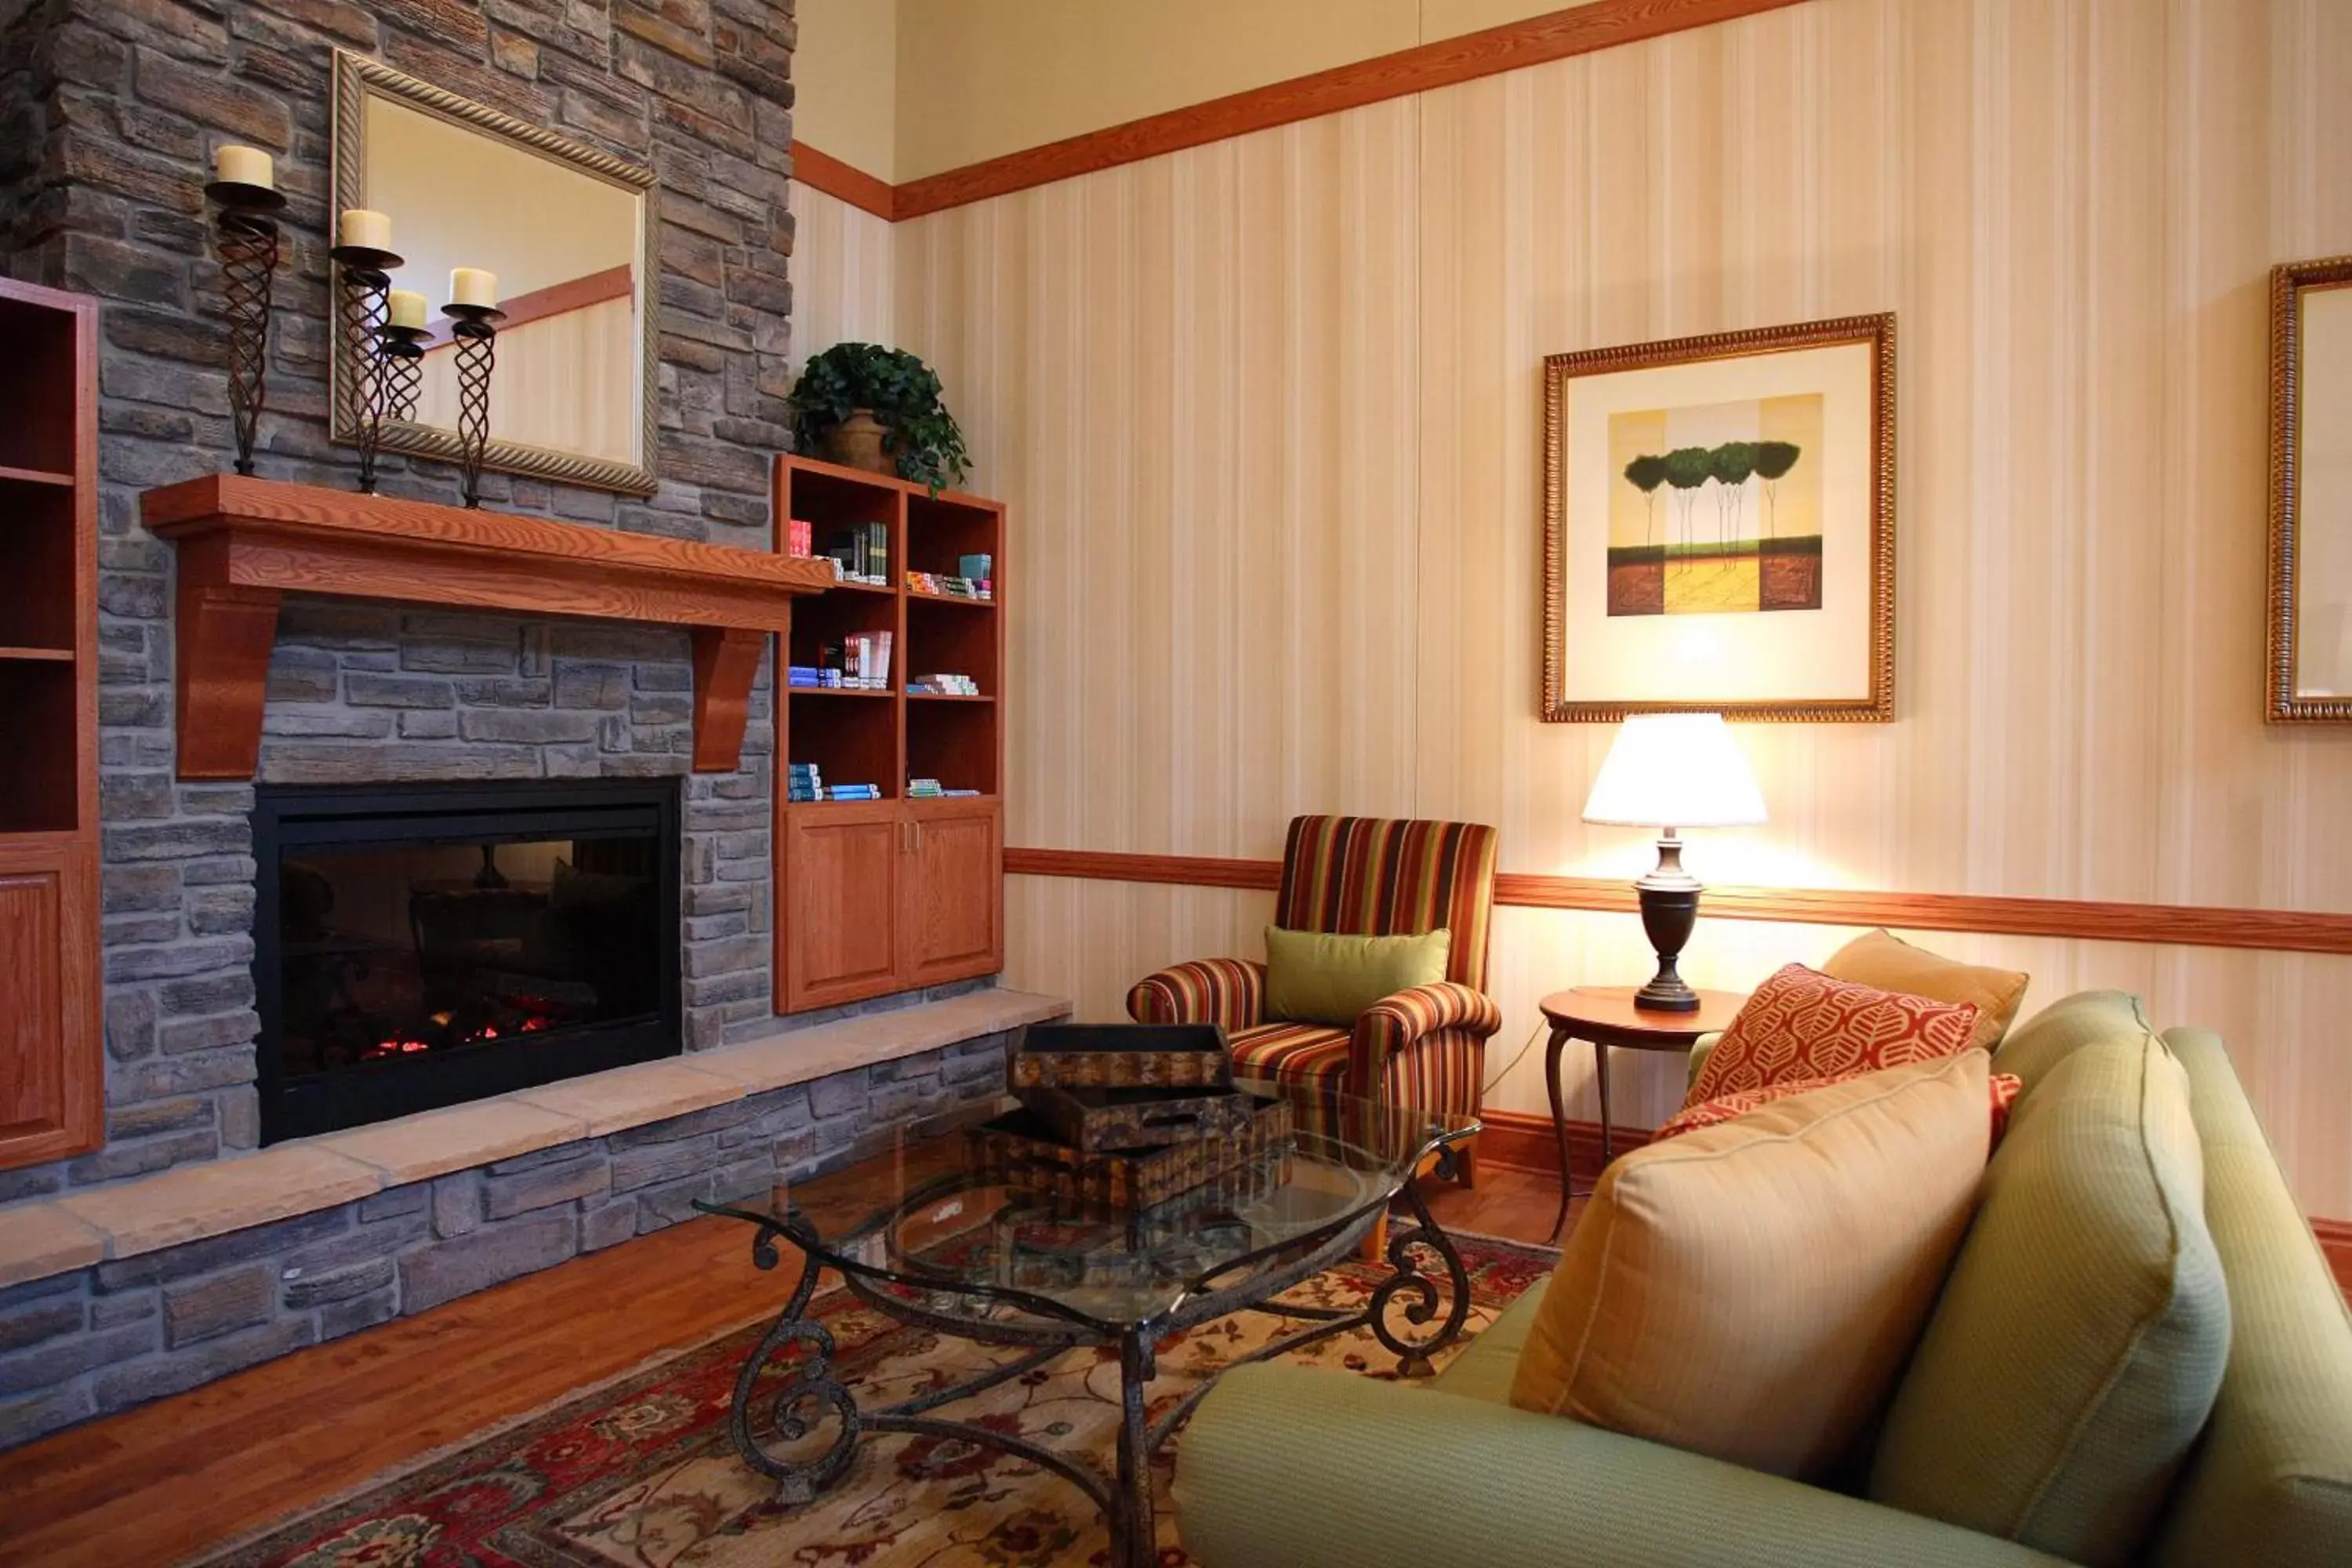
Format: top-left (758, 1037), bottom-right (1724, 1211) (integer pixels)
top-left (1541, 313), bottom-right (1896, 724)
top-left (329, 49), bottom-right (661, 497)
top-left (2267, 255), bottom-right (2352, 723)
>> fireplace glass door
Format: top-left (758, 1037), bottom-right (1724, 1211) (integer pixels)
top-left (254, 781), bottom-right (681, 1142)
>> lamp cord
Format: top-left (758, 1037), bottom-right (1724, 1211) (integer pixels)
top-left (1482, 1022), bottom-right (1546, 1098)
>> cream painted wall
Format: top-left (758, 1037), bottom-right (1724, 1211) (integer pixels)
top-left (853, 0), bottom-right (2352, 1219)
top-left (793, 0), bottom-right (899, 181)
top-left (890, 0), bottom-right (1599, 181)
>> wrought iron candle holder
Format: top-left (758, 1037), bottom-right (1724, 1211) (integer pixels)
top-left (441, 301), bottom-right (505, 508)
top-left (204, 177), bottom-right (287, 477)
top-left (361, 318), bottom-right (430, 492)
top-left (327, 240), bottom-right (402, 492)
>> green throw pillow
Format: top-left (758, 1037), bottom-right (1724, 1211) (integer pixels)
top-left (1867, 1033), bottom-right (2230, 1567)
top-left (1262, 927), bottom-right (1450, 1027)
top-left (1992, 988), bottom-right (2158, 1094)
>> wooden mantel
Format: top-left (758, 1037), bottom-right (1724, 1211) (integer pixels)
top-left (141, 474), bottom-right (834, 780)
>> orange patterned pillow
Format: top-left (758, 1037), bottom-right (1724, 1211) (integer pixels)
top-left (1690, 963), bottom-right (1980, 1106)
top-left (1659, 1066), bottom-right (2026, 1147)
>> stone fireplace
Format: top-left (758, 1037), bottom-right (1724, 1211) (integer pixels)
top-left (253, 779), bottom-right (683, 1143)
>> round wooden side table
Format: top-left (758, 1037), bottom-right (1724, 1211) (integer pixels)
top-left (1538, 985), bottom-right (1747, 1240)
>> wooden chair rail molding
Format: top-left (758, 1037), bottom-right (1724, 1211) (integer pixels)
top-left (1001, 848), bottom-right (2352, 959)
top-left (140, 474), bottom-right (835, 781)
top-left (793, 0), bottom-right (1809, 222)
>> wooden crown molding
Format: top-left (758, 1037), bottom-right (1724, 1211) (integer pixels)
top-left (1001, 847), bottom-right (2352, 959)
top-left (796, 0), bottom-right (1809, 223)
top-left (140, 475), bottom-right (834, 781)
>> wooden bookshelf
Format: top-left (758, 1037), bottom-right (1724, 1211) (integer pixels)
top-left (772, 454), bottom-right (1004, 1011)
top-left (0, 278), bottom-right (101, 1171)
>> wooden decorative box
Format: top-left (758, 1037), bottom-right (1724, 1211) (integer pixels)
top-left (1014, 1083), bottom-right (1261, 1152)
top-left (967, 1093), bottom-right (1291, 1207)
top-left (1009, 1022), bottom-right (1232, 1090)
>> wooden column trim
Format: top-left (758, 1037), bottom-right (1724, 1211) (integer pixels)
top-left (689, 626), bottom-right (768, 774)
top-left (1002, 847), bottom-right (2352, 959)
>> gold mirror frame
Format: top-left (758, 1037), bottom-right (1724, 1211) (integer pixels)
top-left (329, 49), bottom-right (660, 497)
top-left (2267, 255), bottom-right (2352, 723)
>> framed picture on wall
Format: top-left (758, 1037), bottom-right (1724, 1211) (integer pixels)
top-left (1541, 313), bottom-right (1896, 723)
top-left (2267, 255), bottom-right (2352, 724)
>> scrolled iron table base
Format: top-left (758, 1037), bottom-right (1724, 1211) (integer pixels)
top-left (708, 1153), bottom-right (1473, 1568)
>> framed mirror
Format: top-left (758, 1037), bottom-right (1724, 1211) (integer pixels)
top-left (2269, 255), bottom-right (2352, 722)
top-left (330, 50), bottom-right (659, 496)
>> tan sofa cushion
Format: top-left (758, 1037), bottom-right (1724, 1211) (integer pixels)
top-left (1509, 1052), bottom-right (1991, 1481)
top-left (1868, 1033), bottom-right (2230, 1568)
top-left (1822, 929), bottom-right (2029, 1051)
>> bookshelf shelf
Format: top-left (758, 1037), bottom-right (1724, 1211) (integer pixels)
top-left (0, 465), bottom-right (75, 489)
top-left (0, 277), bottom-right (100, 1173)
top-left (775, 453), bottom-right (1004, 1013)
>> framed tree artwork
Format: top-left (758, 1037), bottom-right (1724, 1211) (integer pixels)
top-left (1541, 314), bottom-right (1896, 723)
top-left (2267, 255), bottom-right (2352, 723)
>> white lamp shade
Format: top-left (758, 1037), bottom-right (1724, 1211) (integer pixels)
top-left (1581, 713), bottom-right (1768, 830)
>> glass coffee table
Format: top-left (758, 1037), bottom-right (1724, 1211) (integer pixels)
top-left (696, 1078), bottom-right (1479, 1568)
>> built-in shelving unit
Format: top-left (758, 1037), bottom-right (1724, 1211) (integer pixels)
top-left (773, 453), bottom-right (1005, 1012)
top-left (0, 278), bottom-right (101, 1171)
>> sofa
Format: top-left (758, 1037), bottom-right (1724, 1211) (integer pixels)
top-left (1171, 998), bottom-right (2352, 1567)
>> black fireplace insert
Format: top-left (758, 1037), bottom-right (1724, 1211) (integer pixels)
top-left (252, 779), bottom-right (682, 1144)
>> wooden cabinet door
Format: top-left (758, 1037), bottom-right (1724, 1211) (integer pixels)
top-left (779, 801), bottom-right (904, 1011)
top-left (897, 798), bottom-right (1003, 987)
top-left (0, 840), bottom-right (99, 1167)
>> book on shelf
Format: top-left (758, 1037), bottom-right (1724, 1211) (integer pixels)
top-left (814, 630), bottom-right (892, 690)
top-left (905, 569), bottom-right (993, 601)
top-left (786, 519), bottom-right (814, 557)
top-left (908, 673), bottom-right (982, 696)
top-left (908, 777), bottom-right (944, 797)
top-left (825, 783), bottom-right (881, 801)
top-left (786, 761), bottom-right (825, 802)
top-left (822, 521), bottom-right (889, 586)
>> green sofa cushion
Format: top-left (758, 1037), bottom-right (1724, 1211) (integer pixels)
top-left (2148, 1027), bottom-right (2352, 1567)
top-left (1433, 1284), bottom-right (1546, 1408)
top-left (1991, 988), bottom-right (2154, 1094)
top-left (1868, 1033), bottom-right (2230, 1566)
top-left (1261, 925), bottom-right (1449, 1026)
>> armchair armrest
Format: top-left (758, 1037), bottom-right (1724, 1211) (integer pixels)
top-left (1125, 958), bottom-right (1265, 1033)
top-left (1350, 980), bottom-right (1501, 1087)
top-left (1174, 1364), bottom-right (2074, 1568)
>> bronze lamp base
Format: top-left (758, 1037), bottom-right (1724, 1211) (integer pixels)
top-left (1632, 829), bottom-right (1702, 1012)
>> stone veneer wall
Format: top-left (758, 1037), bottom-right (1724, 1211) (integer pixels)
top-left (0, 1027), bottom-right (1011, 1448)
top-left (0, 0), bottom-right (808, 1200)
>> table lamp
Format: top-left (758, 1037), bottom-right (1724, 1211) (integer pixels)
top-left (1581, 713), bottom-right (1767, 1011)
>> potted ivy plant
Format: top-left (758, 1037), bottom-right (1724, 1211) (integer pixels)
top-left (786, 342), bottom-right (971, 494)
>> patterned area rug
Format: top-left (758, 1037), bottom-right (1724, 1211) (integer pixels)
top-left (204, 1233), bottom-right (1552, 1568)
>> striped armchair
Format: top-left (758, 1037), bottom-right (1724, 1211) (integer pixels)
top-left (1127, 816), bottom-right (1501, 1179)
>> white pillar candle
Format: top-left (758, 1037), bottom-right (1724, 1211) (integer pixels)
top-left (336, 208), bottom-right (391, 250)
top-left (213, 145), bottom-right (274, 190)
top-left (448, 267), bottom-right (498, 310)
top-left (386, 289), bottom-right (427, 330)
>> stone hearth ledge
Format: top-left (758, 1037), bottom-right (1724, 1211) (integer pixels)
top-left (0, 989), bottom-right (1070, 1289)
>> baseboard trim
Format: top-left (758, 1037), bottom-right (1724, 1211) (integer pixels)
top-left (1475, 1107), bottom-right (1650, 1185)
top-left (1003, 847), bottom-right (2352, 958)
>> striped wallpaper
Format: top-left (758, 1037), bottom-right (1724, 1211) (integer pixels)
top-left (787, 0), bottom-right (2352, 1220)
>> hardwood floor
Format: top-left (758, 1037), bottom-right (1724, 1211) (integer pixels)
top-left (0, 1167), bottom-right (1570, 1568)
